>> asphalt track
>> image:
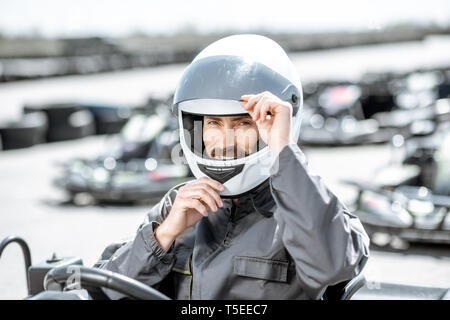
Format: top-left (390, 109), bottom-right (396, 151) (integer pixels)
top-left (1, 38), bottom-right (449, 299)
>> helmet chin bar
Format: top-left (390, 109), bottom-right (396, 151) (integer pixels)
top-left (184, 143), bottom-right (275, 197)
top-left (220, 177), bottom-right (271, 200)
top-left (197, 163), bottom-right (245, 184)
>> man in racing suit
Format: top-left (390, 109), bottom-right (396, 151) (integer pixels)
top-left (95, 88), bottom-right (370, 300)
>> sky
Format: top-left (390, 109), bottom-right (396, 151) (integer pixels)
top-left (0, 0), bottom-right (449, 38)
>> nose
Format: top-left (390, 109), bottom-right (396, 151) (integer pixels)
top-left (209, 128), bottom-right (237, 159)
top-left (221, 127), bottom-right (237, 149)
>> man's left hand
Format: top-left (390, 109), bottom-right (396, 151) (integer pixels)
top-left (241, 91), bottom-right (294, 156)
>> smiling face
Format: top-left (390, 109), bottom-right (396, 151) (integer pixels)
top-left (203, 115), bottom-right (260, 160)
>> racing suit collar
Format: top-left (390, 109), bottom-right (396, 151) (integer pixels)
top-left (232, 178), bottom-right (275, 220)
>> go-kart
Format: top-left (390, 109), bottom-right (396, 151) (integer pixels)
top-left (3, 234), bottom-right (449, 300)
top-left (0, 235), bottom-right (366, 300)
top-left (299, 82), bottom-right (397, 146)
top-left (53, 104), bottom-right (193, 205)
top-left (0, 235), bottom-right (170, 300)
top-left (298, 68), bottom-right (450, 147)
top-left (343, 118), bottom-right (450, 247)
top-left (344, 179), bottom-right (450, 247)
top-left (389, 69), bottom-right (450, 109)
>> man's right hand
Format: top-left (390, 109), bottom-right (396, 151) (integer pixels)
top-left (154, 177), bottom-right (224, 251)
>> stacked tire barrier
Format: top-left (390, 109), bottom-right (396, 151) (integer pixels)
top-left (0, 112), bottom-right (48, 149)
top-left (0, 102), bottom-right (133, 150)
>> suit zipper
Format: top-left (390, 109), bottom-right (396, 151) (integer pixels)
top-left (188, 253), bottom-right (193, 299)
top-left (189, 202), bottom-right (236, 299)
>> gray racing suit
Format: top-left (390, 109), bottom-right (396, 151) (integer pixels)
top-left (95, 143), bottom-right (370, 300)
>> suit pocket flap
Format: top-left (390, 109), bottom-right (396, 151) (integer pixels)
top-left (233, 256), bottom-right (289, 283)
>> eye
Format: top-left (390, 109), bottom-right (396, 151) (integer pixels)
top-left (207, 120), bottom-right (219, 126)
top-left (239, 120), bottom-right (251, 126)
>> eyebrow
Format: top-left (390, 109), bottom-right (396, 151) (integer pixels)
top-left (204, 115), bottom-right (252, 122)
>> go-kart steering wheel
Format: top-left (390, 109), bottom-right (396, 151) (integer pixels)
top-left (44, 265), bottom-right (171, 300)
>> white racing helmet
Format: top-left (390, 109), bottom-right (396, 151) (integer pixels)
top-left (173, 34), bottom-right (303, 197)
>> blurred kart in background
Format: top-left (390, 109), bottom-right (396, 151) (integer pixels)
top-left (343, 105), bottom-right (450, 248)
top-left (0, 91), bottom-right (192, 205)
top-left (298, 67), bottom-right (450, 146)
top-left (53, 102), bottom-right (193, 205)
top-left (300, 82), bottom-right (396, 145)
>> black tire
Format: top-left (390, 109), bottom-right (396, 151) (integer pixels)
top-left (438, 83), bottom-right (450, 99)
top-left (23, 103), bottom-right (95, 142)
top-left (84, 104), bottom-right (131, 135)
top-left (49, 109), bottom-right (95, 141)
top-left (0, 112), bottom-right (48, 150)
